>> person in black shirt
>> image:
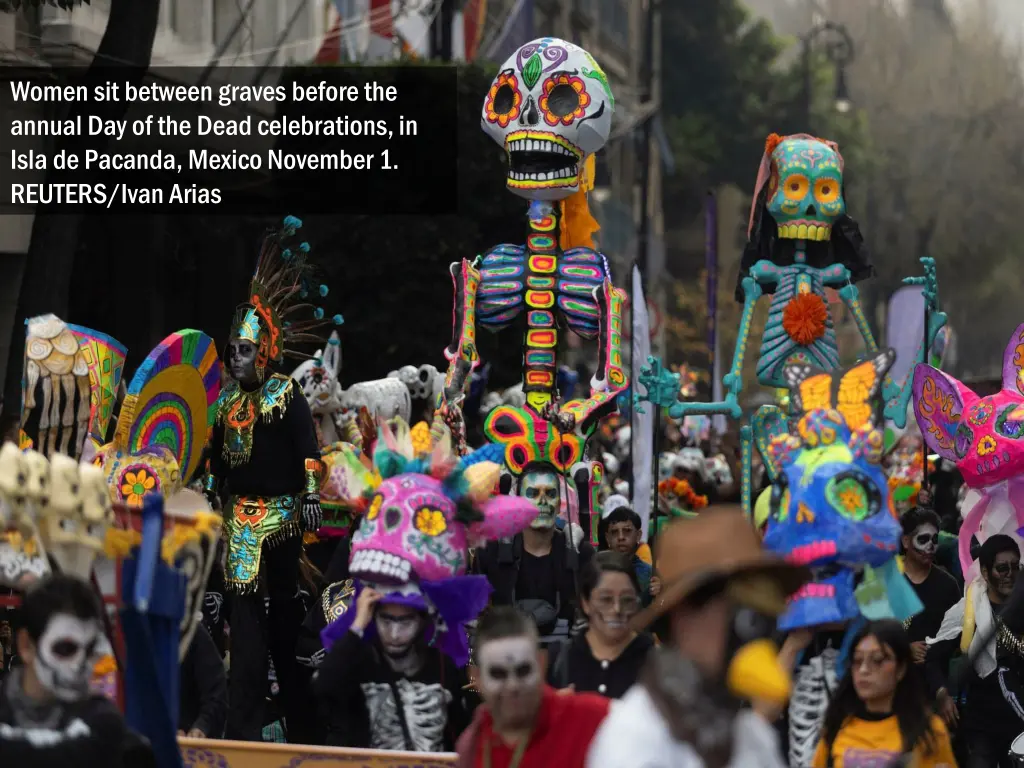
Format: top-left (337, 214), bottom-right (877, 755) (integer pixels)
top-left (475, 469), bottom-right (594, 647)
top-left (178, 624), bottom-right (227, 739)
top-left (548, 551), bottom-right (652, 698)
top-left (900, 507), bottom-right (961, 677)
top-left (312, 585), bottom-right (472, 751)
top-left (927, 535), bottom-right (1024, 767)
top-left (0, 575), bottom-right (152, 768)
top-left (204, 217), bottom-right (338, 742)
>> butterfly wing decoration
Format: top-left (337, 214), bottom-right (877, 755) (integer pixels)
top-left (784, 350), bottom-right (897, 430)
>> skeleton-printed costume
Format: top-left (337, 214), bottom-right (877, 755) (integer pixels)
top-left (913, 322), bottom-right (1024, 585)
top-left (204, 216), bottom-right (340, 741)
top-left (315, 418), bottom-right (539, 750)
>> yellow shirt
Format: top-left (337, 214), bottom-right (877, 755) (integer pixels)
top-left (812, 713), bottom-right (957, 768)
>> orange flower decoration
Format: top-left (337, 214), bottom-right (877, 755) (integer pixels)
top-left (484, 73), bottom-right (522, 128)
top-left (657, 478), bottom-right (709, 511)
top-left (540, 74), bottom-right (591, 126)
top-left (782, 293), bottom-right (828, 346)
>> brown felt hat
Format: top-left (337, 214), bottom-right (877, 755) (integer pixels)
top-left (631, 506), bottom-right (810, 632)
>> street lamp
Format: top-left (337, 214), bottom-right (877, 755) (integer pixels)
top-left (801, 20), bottom-right (855, 129)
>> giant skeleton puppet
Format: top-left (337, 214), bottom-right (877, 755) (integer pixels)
top-left (205, 215), bottom-right (342, 740)
top-left (636, 133), bottom-right (947, 517)
top-left (444, 38), bottom-right (624, 533)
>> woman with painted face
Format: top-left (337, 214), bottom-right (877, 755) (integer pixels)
top-left (899, 508), bottom-right (960, 673)
top-left (927, 534), bottom-right (1024, 766)
top-left (312, 584), bottom-right (474, 751)
top-left (813, 619), bottom-right (956, 767)
top-left (547, 552), bottom-right (653, 698)
top-left (0, 575), bottom-right (152, 767)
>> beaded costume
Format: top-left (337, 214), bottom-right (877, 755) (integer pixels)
top-left (205, 216), bottom-right (342, 741)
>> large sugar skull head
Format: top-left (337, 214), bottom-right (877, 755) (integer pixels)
top-left (761, 351), bottom-right (899, 630)
top-left (345, 423), bottom-right (540, 585)
top-left (913, 322), bottom-right (1024, 580)
top-left (483, 37), bottom-right (614, 200)
top-left (765, 135), bottom-right (845, 241)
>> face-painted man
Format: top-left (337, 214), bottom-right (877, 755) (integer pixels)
top-left (520, 470), bottom-right (560, 531)
top-left (227, 339), bottom-right (260, 389)
top-left (463, 606), bottom-right (611, 768)
top-left (374, 603), bottom-right (426, 675)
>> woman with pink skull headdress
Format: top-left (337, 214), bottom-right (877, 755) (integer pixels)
top-left (312, 419), bottom-right (540, 752)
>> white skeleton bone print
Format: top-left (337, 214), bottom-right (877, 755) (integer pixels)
top-left (361, 680), bottom-right (450, 752)
top-left (788, 646), bottom-right (839, 768)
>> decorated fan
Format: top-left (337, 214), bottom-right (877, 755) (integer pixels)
top-left (95, 329), bottom-right (221, 504)
top-left (68, 323), bottom-right (128, 449)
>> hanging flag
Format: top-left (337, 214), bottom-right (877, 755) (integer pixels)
top-left (369, 0), bottom-right (393, 37)
top-left (463, 0), bottom-right (488, 60)
top-left (483, 0), bottom-right (534, 63)
top-left (631, 264), bottom-right (654, 541)
top-left (315, 15), bottom-right (343, 63)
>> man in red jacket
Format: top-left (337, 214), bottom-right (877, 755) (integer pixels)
top-left (457, 606), bottom-right (609, 768)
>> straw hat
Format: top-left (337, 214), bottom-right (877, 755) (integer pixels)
top-left (631, 506), bottom-right (809, 631)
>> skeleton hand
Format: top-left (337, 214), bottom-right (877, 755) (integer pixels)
top-left (542, 404), bottom-right (575, 434)
top-left (634, 356), bottom-right (681, 414)
top-left (301, 494), bottom-right (323, 533)
top-left (902, 256), bottom-right (940, 313)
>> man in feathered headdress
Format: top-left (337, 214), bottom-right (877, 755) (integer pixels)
top-left (204, 215), bottom-right (343, 741)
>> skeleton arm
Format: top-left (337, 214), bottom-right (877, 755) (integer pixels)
top-left (442, 259), bottom-right (482, 402)
top-left (557, 282), bottom-right (627, 434)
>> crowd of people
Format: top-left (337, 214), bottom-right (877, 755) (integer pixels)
top-left (3, 413), bottom-right (1015, 768)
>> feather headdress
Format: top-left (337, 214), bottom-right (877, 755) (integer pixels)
top-left (230, 216), bottom-right (344, 380)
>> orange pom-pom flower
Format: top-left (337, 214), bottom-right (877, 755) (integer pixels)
top-left (782, 293), bottom-right (828, 346)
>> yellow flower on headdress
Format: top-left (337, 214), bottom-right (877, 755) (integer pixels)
top-left (414, 507), bottom-right (447, 537)
top-left (121, 469), bottom-right (156, 505)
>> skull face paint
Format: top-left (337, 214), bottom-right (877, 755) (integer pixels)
top-left (909, 524), bottom-right (939, 559)
top-left (33, 613), bottom-right (101, 702)
top-left (477, 636), bottom-right (543, 728)
top-left (375, 604), bottom-right (424, 659)
top-left (227, 339), bottom-right (259, 387)
top-left (482, 37), bottom-right (613, 201)
top-left (584, 571), bottom-right (639, 643)
top-left (766, 137), bottom-right (845, 241)
top-left (521, 470), bottom-right (559, 530)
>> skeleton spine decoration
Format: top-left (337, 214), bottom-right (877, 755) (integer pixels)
top-left (637, 132), bottom-right (947, 517)
top-left (21, 315), bottom-right (127, 460)
top-left (442, 38), bottom-right (624, 524)
top-left (913, 322), bottom-right (1024, 584)
top-left (319, 418), bottom-right (539, 750)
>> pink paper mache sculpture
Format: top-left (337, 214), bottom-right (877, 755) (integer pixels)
top-left (320, 418), bottom-right (538, 665)
top-left (913, 322), bottom-right (1024, 583)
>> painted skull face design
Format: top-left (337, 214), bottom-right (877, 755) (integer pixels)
top-left (375, 604), bottom-right (424, 658)
top-left (227, 339), bottom-right (258, 386)
top-left (482, 37), bottom-right (614, 201)
top-left (521, 471), bottom-right (559, 530)
top-left (33, 613), bottom-right (102, 702)
top-left (766, 137), bottom-right (845, 241)
top-left (477, 636), bottom-right (542, 721)
top-left (910, 524), bottom-right (939, 558)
